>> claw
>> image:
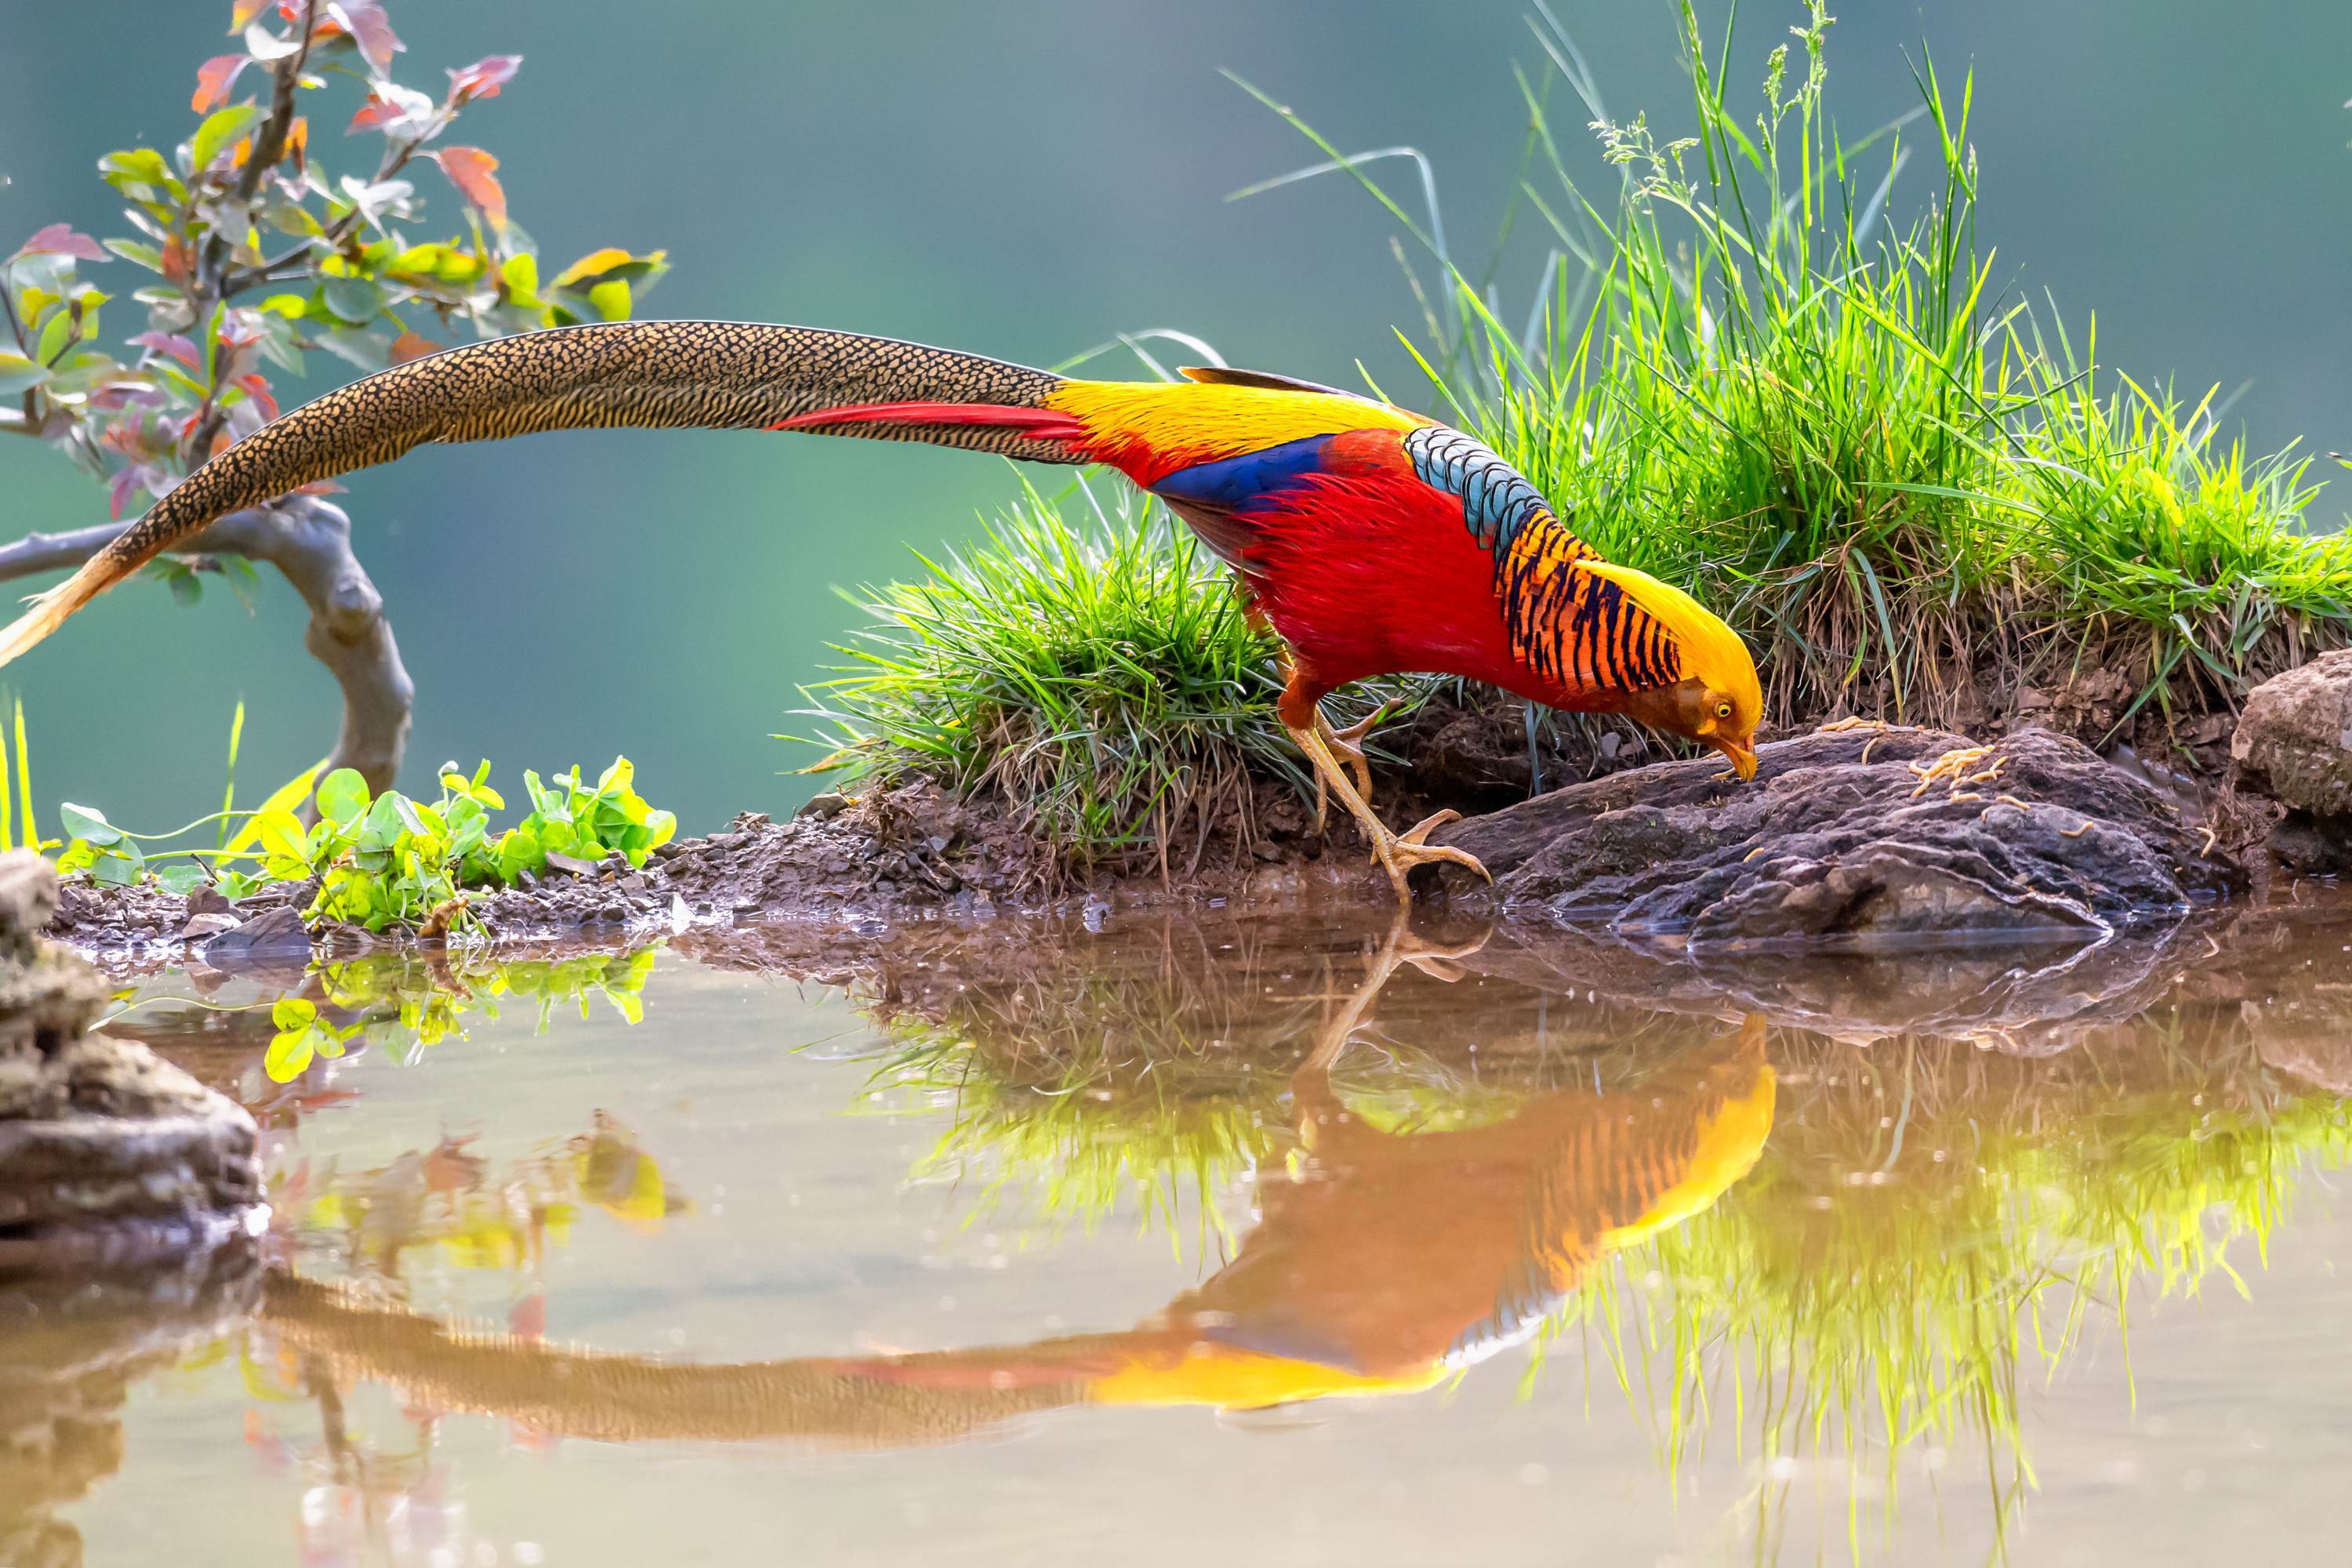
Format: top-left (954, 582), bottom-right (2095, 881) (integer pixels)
top-left (1366, 810), bottom-right (1490, 903)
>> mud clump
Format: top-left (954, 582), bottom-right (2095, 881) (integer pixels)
top-left (1432, 724), bottom-right (2240, 948)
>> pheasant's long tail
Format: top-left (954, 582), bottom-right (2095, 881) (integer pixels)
top-left (0, 321), bottom-right (1081, 669)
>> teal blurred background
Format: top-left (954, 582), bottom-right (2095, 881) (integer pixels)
top-left (4, 2), bottom-right (2349, 833)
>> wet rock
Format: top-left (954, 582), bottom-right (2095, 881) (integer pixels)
top-left (1432, 726), bottom-right (2238, 948)
top-left (198, 903), bottom-right (310, 963)
top-left (0, 853), bottom-right (260, 1275)
top-left (2234, 649), bottom-right (2352, 816)
top-left (2231, 648), bottom-right (2352, 868)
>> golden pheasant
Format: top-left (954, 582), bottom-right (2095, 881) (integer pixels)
top-left (0, 321), bottom-right (1763, 898)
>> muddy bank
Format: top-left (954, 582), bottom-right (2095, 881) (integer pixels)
top-left (38, 709), bottom-right (2325, 968)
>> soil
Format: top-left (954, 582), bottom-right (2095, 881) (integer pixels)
top-left (37, 661), bottom-right (2349, 969)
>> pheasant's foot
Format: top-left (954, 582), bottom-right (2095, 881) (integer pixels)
top-left (1365, 808), bottom-right (1490, 903)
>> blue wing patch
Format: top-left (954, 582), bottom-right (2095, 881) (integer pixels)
top-left (1406, 426), bottom-right (1552, 556)
top-left (1151, 434), bottom-right (1334, 513)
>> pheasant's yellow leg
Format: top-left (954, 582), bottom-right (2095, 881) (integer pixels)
top-left (1318, 703), bottom-right (1389, 799)
top-left (1294, 911), bottom-right (1494, 1136)
top-left (1289, 721), bottom-right (1490, 905)
top-left (1305, 709), bottom-right (1373, 834)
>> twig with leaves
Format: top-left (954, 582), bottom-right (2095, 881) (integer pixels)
top-left (0, 0), bottom-right (667, 789)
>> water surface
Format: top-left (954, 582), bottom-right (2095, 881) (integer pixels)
top-left (13, 899), bottom-right (2352, 1566)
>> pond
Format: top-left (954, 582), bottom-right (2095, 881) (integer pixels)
top-left (11, 895), bottom-right (2352, 1566)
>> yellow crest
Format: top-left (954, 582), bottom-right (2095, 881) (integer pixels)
top-left (1569, 557), bottom-right (1760, 724)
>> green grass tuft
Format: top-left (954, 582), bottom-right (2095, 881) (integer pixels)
top-left (797, 479), bottom-right (1415, 871)
top-left (1247, 0), bottom-right (2352, 749)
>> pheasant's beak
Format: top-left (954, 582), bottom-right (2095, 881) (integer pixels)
top-left (1712, 734), bottom-right (1759, 781)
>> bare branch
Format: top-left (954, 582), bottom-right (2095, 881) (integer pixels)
top-left (0, 499), bottom-right (413, 793)
top-left (0, 522), bottom-right (132, 580)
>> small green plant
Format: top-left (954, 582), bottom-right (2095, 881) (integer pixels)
top-left (797, 479), bottom-right (1421, 870)
top-left (56, 754), bottom-right (676, 930)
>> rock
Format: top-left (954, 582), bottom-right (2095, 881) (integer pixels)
top-left (1431, 726), bottom-right (2238, 949)
top-left (800, 792), bottom-right (850, 819)
top-left (2231, 648), bottom-right (2352, 867)
top-left (2234, 649), bottom-right (2352, 816)
top-left (0, 851), bottom-right (261, 1276)
top-left (198, 903), bottom-right (311, 964)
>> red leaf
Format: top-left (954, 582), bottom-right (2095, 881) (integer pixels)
top-left (390, 329), bottom-right (442, 364)
top-left (234, 0), bottom-right (274, 27)
top-left (447, 53), bottom-right (521, 103)
top-left (430, 146), bottom-right (506, 229)
top-left (160, 238), bottom-right (197, 284)
top-left (347, 82), bottom-right (433, 136)
top-left (192, 53), bottom-right (251, 114)
top-left (129, 330), bottom-right (202, 372)
top-left (236, 373), bottom-right (280, 422)
top-left (326, 0), bottom-right (401, 74)
top-left (347, 93), bottom-right (402, 133)
top-left (15, 223), bottom-right (106, 263)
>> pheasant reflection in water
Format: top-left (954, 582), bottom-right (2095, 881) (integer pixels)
top-left (260, 920), bottom-right (1776, 1444)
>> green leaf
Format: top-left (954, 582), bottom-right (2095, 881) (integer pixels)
top-left (190, 104), bottom-right (263, 173)
top-left (103, 238), bottom-right (166, 271)
top-left (58, 802), bottom-right (122, 846)
top-left (254, 807), bottom-right (310, 863)
top-left (358, 789), bottom-right (407, 851)
top-left (315, 768), bottom-right (369, 826)
top-left (0, 354), bottom-right (49, 395)
top-left (321, 275), bottom-right (383, 325)
top-left (34, 309), bottom-right (73, 365)
top-left (499, 252), bottom-right (542, 307)
top-left (263, 1028), bottom-right (314, 1083)
top-left (100, 147), bottom-right (184, 201)
top-left (586, 278), bottom-right (631, 321)
top-left (154, 862), bottom-right (209, 896)
top-left (271, 997), bottom-right (317, 1030)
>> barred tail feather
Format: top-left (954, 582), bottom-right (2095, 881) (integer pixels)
top-left (0, 321), bottom-right (1076, 670)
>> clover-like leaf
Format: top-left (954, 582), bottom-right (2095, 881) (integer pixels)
top-left (58, 801), bottom-right (122, 846)
top-left (315, 767), bottom-right (369, 826)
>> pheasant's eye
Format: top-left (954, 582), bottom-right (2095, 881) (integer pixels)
top-left (1715, 702), bottom-right (1733, 719)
